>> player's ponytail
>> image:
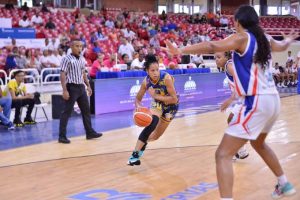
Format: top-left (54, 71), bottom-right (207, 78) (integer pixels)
top-left (234, 5), bottom-right (271, 69)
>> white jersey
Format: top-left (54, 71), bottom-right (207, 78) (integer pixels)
top-left (231, 32), bottom-right (278, 96)
top-left (225, 32), bottom-right (280, 140)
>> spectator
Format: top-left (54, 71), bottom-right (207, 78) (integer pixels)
top-left (49, 49), bottom-right (61, 68)
top-left (161, 21), bottom-right (169, 33)
top-left (69, 22), bottom-right (76, 33)
top-left (0, 87), bottom-right (14, 130)
top-left (90, 53), bottom-right (105, 78)
top-left (271, 62), bottom-right (283, 87)
top-left (168, 22), bottom-right (177, 31)
top-left (31, 12), bottom-right (43, 26)
top-left (191, 31), bottom-right (201, 44)
top-left (287, 51), bottom-right (294, 63)
top-left (79, 34), bottom-right (87, 47)
top-left (43, 38), bottom-right (51, 50)
top-left (58, 48), bottom-right (66, 57)
top-left (180, 40), bottom-right (191, 64)
top-left (90, 32), bottom-right (98, 44)
top-left (131, 50), bottom-right (145, 70)
top-left (92, 42), bottom-right (102, 54)
top-left (160, 10), bottom-right (167, 21)
top-left (19, 15), bottom-right (31, 28)
top-left (25, 49), bottom-right (40, 70)
top-left (105, 17), bottom-right (115, 29)
top-left (141, 19), bottom-right (148, 29)
top-left (4, 70), bottom-right (36, 127)
top-left (164, 54), bottom-right (179, 69)
top-left (116, 11), bottom-right (125, 28)
top-left (225, 24), bottom-right (234, 35)
top-left (5, 3), bottom-right (14, 10)
top-left (59, 40), bottom-right (70, 53)
top-left (41, 4), bottom-right (50, 13)
top-left (103, 54), bottom-right (117, 69)
top-left (21, 2), bottom-right (29, 11)
top-left (5, 47), bottom-right (18, 72)
top-left (200, 15), bottom-right (207, 24)
top-left (39, 49), bottom-right (52, 69)
top-left (48, 38), bottom-right (59, 51)
top-left (191, 54), bottom-right (204, 68)
top-left (120, 54), bottom-right (131, 70)
top-left (149, 35), bottom-right (160, 49)
top-left (118, 37), bottom-right (135, 61)
top-left (96, 29), bottom-right (108, 41)
top-left (200, 32), bottom-right (211, 42)
top-left (15, 49), bottom-right (26, 69)
top-left (121, 25), bottom-right (136, 40)
top-left (142, 13), bottom-right (150, 23)
top-left (123, 8), bottom-right (129, 19)
top-left (45, 18), bottom-right (56, 29)
top-left (194, 14), bottom-right (201, 24)
top-left (220, 16), bottom-right (229, 27)
top-left (0, 48), bottom-right (6, 71)
top-left (286, 61), bottom-right (297, 86)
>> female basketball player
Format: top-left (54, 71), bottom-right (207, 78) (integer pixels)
top-left (127, 54), bottom-right (179, 166)
top-left (164, 5), bottom-right (297, 199)
top-left (215, 51), bottom-right (249, 161)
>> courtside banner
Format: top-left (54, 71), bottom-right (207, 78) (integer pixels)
top-left (0, 28), bottom-right (35, 38)
top-left (93, 73), bottom-right (230, 115)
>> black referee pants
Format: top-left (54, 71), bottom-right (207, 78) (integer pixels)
top-left (59, 83), bottom-right (95, 137)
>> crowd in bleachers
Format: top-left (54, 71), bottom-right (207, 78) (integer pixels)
top-left (0, 3), bottom-right (245, 80)
top-left (271, 51), bottom-right (299, 88)
top-left (0, 3), bottom-right (299, 81)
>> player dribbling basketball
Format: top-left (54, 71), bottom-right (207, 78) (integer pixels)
top-left (127, 54), bottom-right (179, 166)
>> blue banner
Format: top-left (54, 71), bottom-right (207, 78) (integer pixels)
top-left (93, 73), bottom-right (230, 115)
top-left (0, 28), bottom-right (36, 39)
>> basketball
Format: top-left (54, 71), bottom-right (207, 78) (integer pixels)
top-left (133, 107), bottom-right (153, 127)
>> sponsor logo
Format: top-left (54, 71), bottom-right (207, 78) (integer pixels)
top-left (184, 76), bottom-right (196, 91)
top-left (69, 182), bottom-right (218, 200)
top-left (130, 80), bottom-right (141, 97)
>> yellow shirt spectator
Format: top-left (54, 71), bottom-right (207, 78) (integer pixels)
top-left (2, 79), bottom-right (26, 97)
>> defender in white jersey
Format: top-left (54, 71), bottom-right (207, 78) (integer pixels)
top-left (215, 52), bottom-right (249, 160)
top-left (164, 5), bottom-right (297, 200)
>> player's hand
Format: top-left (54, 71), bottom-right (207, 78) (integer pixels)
top-left (0, 106), bottom-right (3, 112)
top-left (87, 87), bottom-right (92, 96)
top-left (26, 94), bottom-right (34, 99)
top-left (161, 40), bottom-right (182, 55)
top-left (148, 87), bottom-right (156, 98)
top-left (220, 98), bottom-right (232, 112)
top-left (62, 90), bottom-right (70, 100)
top-left (282, 29), bottom-right (299, 43)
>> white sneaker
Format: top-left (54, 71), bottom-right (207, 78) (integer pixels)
top-left (235, 148), bottom-right (249, 159)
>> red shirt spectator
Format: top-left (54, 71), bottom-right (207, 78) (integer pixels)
top-left (90, 53), bottom-right (104, 78)
top-left (103, 55), bottom-right (117, 68)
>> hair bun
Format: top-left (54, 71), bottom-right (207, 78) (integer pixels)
top-left (145, 54), bottom-right (157, 63)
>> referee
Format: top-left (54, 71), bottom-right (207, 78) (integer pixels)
top-left (59, 39), bottom-right (102, 144)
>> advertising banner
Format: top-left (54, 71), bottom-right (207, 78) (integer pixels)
top-left (93, 73), bottom-right (230, 115)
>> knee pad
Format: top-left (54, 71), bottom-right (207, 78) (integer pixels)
top-left (138, 115), bottom-right (159, 143)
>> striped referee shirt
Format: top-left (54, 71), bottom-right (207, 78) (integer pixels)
top-left (60, 54), bottom-right (85, 84)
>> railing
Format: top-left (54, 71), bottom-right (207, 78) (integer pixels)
top-left (40, 68), bottom-right (61, 86)
top-left (8, 68), bottom-right (40, 84)
top-left (0, 69), bottom-right (7, 85)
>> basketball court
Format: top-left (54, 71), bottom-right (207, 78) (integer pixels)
top-left (0, 91), bottom-right (299, 200)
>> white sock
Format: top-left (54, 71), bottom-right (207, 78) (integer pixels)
top-left (221, 198), bottom-right (233, 200)
top-left (278, 174), bottom-right (288, 186)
